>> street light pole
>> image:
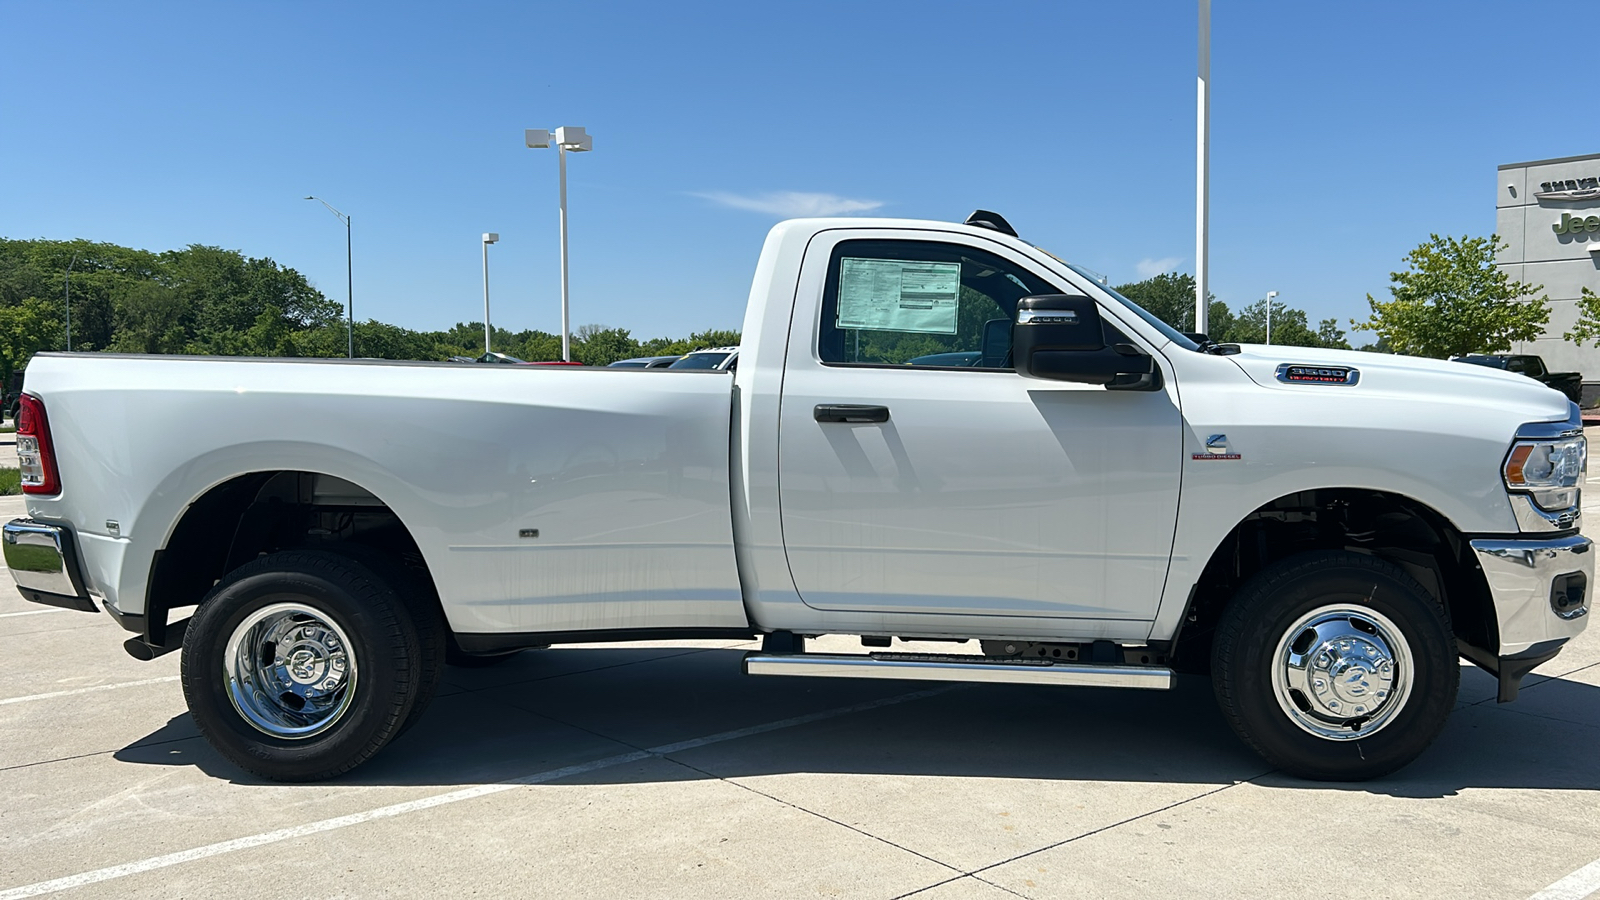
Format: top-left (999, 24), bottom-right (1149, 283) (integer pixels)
top-left (1195, 0), bottom-right (1211, 336)
top-left (482, 233), bottom-right (499, 353)
top-left (64, 251), bottom-right (79, 352)
top-left (1264, 290), bottom-right (1278, 345)
top-left (305, 196), bottom-right (353, 358)
top-left (558, 142), bottom-right (571, 362)
top-left (526, 126), bottom-right (593, 362)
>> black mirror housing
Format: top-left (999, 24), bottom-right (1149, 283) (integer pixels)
top-left (1012, 294), bottom-right (1161, 390)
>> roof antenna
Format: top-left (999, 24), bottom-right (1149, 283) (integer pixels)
top-left (964, 210), bottom-right (1018, 237)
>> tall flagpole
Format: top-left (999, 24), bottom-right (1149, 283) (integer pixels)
top-left (1195, 0), bottom-right (1211, 335)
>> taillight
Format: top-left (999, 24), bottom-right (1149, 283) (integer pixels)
top-left (16, 394), bottom-right (60, 495)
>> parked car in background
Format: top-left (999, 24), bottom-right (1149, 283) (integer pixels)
top-left (476, 352), bottom-right (527, 365)
top-left (1453, 354), bottom-right (1583, 403)
top-left (667, 346), bottom-right (739, 371)
top-left (2, 370), bottom-right (24, 421)
top-left (609, 356), bottom-right (679, 368)
top-left (450, 353), bottom-right (582, 367)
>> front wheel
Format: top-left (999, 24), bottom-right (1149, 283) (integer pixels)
top-left (1211, 550), bottom-right (1458, 781)
top-left (181, 550), bottom-right (431, 781)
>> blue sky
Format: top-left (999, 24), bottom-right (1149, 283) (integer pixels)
top-left (3, 1), bottom-right (1596, 341)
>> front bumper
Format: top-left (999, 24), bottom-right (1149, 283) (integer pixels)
top-left (3, 518), bottom-right (94, 612)
top-left (1465, 533), bottom-right (1592, 700)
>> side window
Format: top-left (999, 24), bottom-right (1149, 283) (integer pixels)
top-left (818, 239), bottom-right (1059, 368)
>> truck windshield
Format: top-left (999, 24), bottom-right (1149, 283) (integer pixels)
top-left (1064, 264), bottom-right (1201, 352)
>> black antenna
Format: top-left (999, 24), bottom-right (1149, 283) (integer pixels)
top-left (964, 210), bottom-right (1018, 237)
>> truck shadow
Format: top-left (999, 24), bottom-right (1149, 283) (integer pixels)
top-left (114, 646), bottom-right (1600, 799)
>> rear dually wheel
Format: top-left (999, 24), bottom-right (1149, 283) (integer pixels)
top-left (181, 549), bottom-right (433, 781)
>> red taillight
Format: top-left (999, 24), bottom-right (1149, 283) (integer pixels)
top-left (16, 394), bottom-right (60, 495)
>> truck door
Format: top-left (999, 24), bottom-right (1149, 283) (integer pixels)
top-left (776, 231), bottom-right (1182, 622)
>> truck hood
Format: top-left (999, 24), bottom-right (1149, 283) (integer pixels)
top-left (1222, 344), bottom-right (1574, 424)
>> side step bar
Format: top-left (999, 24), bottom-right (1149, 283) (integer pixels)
top-left (744, 651), bottom-right (1172, 690)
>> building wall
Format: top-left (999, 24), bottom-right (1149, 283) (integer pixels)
top-left (1496, 153), bottom-right (1600, 383)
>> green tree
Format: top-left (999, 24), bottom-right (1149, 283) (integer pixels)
top-left (1115, 273), bottom-right (1198, 332)
top-left (1229, 296), bottom-right (1327, 347)
top-left (1317, 318), bottom-right (1351, 350)
top-left (109, 280), bottom-right (191, 354)
top-left (1353, 234), bottom-right (1549, 358)
top-left (637, 328), bottom-right (742, 358)
top-left (0, 236), bottom-right (752, 368)
top-left (349, 319), bottom-right (440, 360)
top-left (571, 325), bottom-right (640, 366)
top-left (0, 298), bottom-right (61, 387)
top-left (1112, 273), bottom-right (1245, 343)
top-left (1561, 287), bottom-right (1600, 347)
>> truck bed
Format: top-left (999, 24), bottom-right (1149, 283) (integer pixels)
top-left (23, 354), bottom-right (748, 635)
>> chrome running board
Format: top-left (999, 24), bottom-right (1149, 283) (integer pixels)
top-left (743, 651), bottom-right (1172, 690)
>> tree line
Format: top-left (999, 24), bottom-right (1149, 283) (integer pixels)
top-left (1113, 272), bottom-right (1353, 349)
top-left (0, 238), bottom-right (739, 383)
top-left (2, 232), bottom-right (1589, 386)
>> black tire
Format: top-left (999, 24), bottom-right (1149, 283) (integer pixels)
top-left (181, 549), bottom-right (430, 781)
top-left (321, 545), bottom-right (447, 739)
top-left (1211, 550), bottom-right (1458, 781)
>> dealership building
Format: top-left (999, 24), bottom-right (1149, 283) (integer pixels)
top-left (1497, 152), bottom-right (1600, 388)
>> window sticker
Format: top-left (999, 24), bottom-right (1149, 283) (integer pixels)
top-left (837, 257), bottom-right (960, 334)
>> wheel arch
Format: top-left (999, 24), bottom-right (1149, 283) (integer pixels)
top-left (141, 469), bottom-right (447, 652)
top-left (1163, 487), bottom-right (1495, 674)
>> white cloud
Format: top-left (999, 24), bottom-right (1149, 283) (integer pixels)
top-left (692, 190), bottom-right (884, 218)
top-left (1134, 256), bottom-right (1184, 279)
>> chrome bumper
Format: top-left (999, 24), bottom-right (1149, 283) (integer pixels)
top-left (3, 518), bottom-right (95, 612)
top-left (1470, 533), bottom-right (1591, 657)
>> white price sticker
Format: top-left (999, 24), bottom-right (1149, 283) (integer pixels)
top-left (836, 258), bottom-right (960, 335)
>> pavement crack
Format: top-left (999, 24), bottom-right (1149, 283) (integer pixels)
top-left (0, 733), bottom-right (200, 774)
top-left (659, 753), bottom-right (976, 882)
top-left (890, 873), bottom-right (1029, 899)
top-left (960, 768), bottom-right (1276, 885)
top-left (518, 686), bottom-right (975, 882)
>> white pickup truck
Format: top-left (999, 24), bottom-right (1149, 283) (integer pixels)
top-left (6, 212), bottom-right (1591, 783)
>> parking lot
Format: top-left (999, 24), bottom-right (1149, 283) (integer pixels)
top-left (3, 464), bottom-right (1600, 899)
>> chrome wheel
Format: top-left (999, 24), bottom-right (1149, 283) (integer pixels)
top-left (1270, 604), bottom-right (1414, 741)
top-left (224, 602), bottom-right (359, 739)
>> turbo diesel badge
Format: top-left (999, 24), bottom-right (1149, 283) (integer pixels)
top-left (1276, 363), bottom-right (1360, 385)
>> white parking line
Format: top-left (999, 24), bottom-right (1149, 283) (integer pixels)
top-left (0, 677), bottom-right (181, 706)
top-left (1531, 858), bottom-right (1600, 900)
top-left (0, 685), bottom-right (954, 899)
top-left (0, 608), bottom-right (70, 619)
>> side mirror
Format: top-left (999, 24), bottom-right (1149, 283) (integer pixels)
top-left (1012, 294), bottom-right (1161, 391)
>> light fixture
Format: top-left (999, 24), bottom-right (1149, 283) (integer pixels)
top-left (526, 126), bottom-right (594, 361)
top-left (482, 233), bottom-right (499, 354)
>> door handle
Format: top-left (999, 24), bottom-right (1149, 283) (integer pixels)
top-left (814, 404), bottom-right (890, 423)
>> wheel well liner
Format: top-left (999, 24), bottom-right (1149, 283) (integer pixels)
top-left (1167, 488), bottom-right (1496, 674)
top-left (143, 471), bottom-right (442, 648)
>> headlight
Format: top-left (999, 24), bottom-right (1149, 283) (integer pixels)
top-left (1504, 435), bottom-right (1586, 511)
